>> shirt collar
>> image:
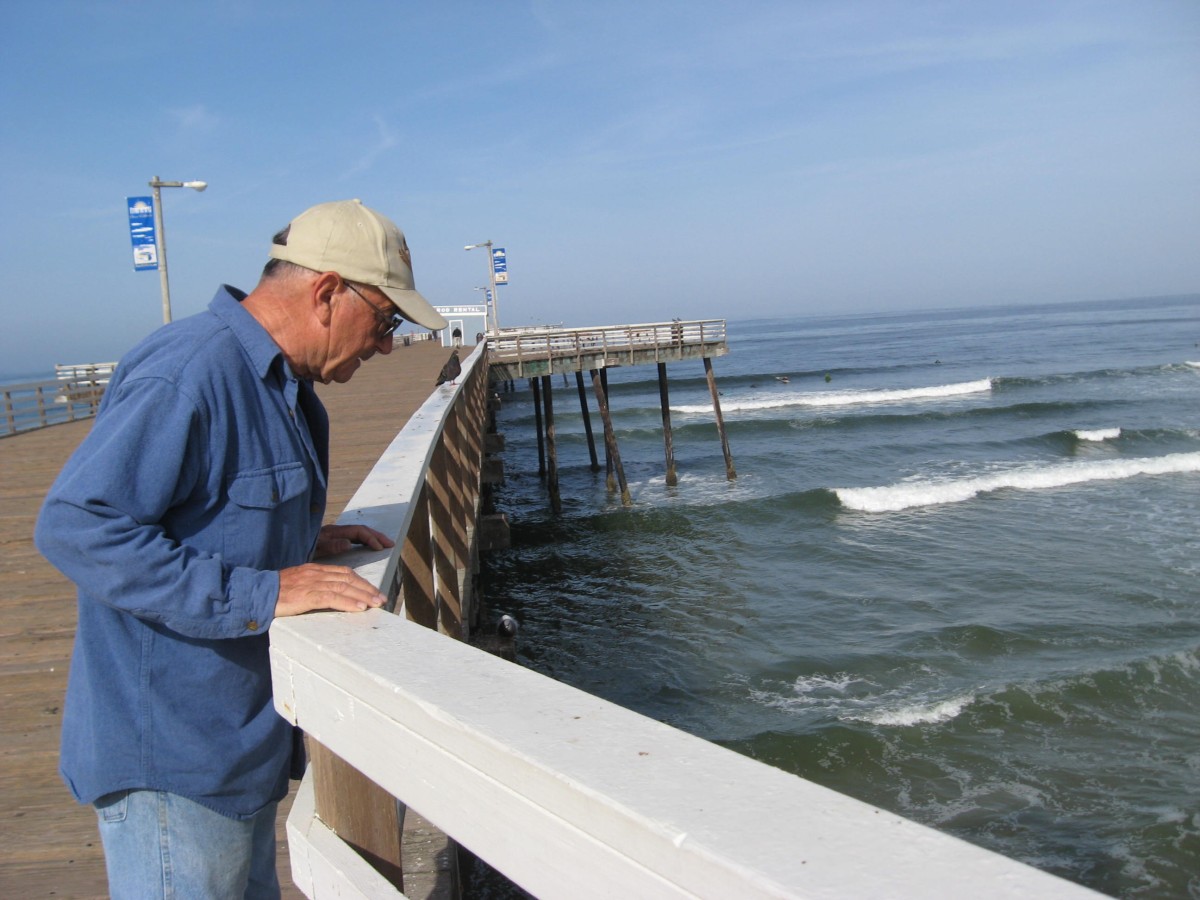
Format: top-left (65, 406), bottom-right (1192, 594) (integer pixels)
top-left (208, 285), bottom-right (290, 382)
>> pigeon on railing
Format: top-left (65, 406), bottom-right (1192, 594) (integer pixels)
top-left (436, 349), bottom-right (462, 386)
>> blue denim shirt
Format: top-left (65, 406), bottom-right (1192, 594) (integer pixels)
top-left (35, 286), bottom-right (328, 819)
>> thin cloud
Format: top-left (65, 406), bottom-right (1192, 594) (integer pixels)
top-left (168, 104), bottom-right (220, 133)
top-left (339, 115), bottom-right (400, 180)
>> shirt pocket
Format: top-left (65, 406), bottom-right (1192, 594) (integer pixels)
top-left (224, 463), bottom-right (313, 569)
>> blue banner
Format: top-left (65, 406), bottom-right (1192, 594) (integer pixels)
top-left (127, 196), bottom-right (158, 271)
top-left (492, 247), bottom-right (508, 284)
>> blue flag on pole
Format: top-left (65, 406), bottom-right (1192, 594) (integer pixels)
top-left (128, 196), bottom-right (158, 271)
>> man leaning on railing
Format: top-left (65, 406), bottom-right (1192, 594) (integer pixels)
top-left (35, 199), bottom-right (448, 900)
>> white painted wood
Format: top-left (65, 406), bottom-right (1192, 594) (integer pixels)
top-left (489, 319), bottom-right (727, 359)
top-left (272, 610), bottom-right (1099, 899)
top-left (326, 343), bottom-right (483, 542)
top-left (286, 771), bottom-right (408, 899)
top-left (313, 345), bottom-right (486, 614)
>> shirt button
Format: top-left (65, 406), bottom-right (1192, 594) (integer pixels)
top-left (310, 503), bottom-right (320, 515)
top-left (247, 620), bottom-right (259, 632)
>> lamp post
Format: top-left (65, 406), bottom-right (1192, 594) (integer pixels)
top-left (149, 176), bottom-right (207, 324)
top-left (464, 241), bottom-right (499, 333)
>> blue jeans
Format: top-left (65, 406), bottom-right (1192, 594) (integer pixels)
top-left (94, 789), bottom-right (280, 899)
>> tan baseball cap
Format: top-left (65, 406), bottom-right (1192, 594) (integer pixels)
top-left (268, 199), bottom-right (448, 330)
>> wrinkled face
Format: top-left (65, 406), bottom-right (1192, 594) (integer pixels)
top-left (321, 279), bottom-right (398, 383)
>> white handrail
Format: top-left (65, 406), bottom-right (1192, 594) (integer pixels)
top-left (2, 365), bottom-right (117, 437)
top-left (489, 319), bottom-right (726, 360)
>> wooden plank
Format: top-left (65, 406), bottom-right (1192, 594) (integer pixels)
top-left (0, 340), bottom-right (454, 898)
top-left (308, 741), bottom-right (404, 890)
top-left (286, 775), bottom-right (406, 900)
top-left (0, 419), bottom-right (110, 900)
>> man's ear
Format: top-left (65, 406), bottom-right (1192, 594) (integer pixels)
top-left (311, 271), bottom-right (341, 327)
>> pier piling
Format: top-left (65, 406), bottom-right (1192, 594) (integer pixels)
top-left (704, 357), bottom-right (736, 481)
top-left (657, 362), bottom-right (678, 486)
top-left (590, 368), bottom-right (632, 507)
top-left (597, 369), bottom-right (616, 493)
top-left (530, 377), bottom-right (546, 477)
top-left (486, 320), bottom-right (732, 507)
top-left (540, 375), bottom-right (562, 514)
top-left (576, 371), bottom-right (600, 472)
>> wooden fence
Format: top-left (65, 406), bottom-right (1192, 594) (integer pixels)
top-left (1, 363), bottom-right (117, 438)
top-left (488, 320), bottom-right (727, 379)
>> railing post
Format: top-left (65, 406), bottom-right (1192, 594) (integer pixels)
top-left (308, 741), bottom-right (405, 892)
top-left (427, 438), bottom-right (465, 638)
top-left (443, 404), bottom-right (472, 628)
top-left (400, 484), bottom-right (437, 627)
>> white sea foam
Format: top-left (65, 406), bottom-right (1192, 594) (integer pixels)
top-left (1073, 427), bottom-right (1121, 441)
top-left (1185, 361), bottom-right (1200, 370)
top-left (747, 672), bottom-right (869, 713)
top-left (749, 673), bottom-right (980, 728)
top-left (850, 694), bottom-right (976, 727)
top-left (673, 378), bottom-right (992, 414)
top-left (792, 672), bottom-right (865, 695)
top-left (836, 451), bottom-right (1200, 513)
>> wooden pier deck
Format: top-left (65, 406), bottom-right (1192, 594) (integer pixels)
top-left (0, 340), bottom-right (458, 899)
top-left (487, 319), bottom-right (727, 381)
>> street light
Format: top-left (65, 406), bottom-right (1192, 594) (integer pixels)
top-left (464, 240), bottom-right (500, 333)
top-left (149, 176), bottom-right (207, 324)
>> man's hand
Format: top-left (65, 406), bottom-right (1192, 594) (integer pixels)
top-left (276, 563), bottom-right (388, 617)
top-left (313, 523), bottom-right (396, 559)
top-left (273, 525), bottom-right (395, 618)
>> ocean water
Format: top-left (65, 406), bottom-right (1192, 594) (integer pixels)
top-left (482, 295), bottom-right (1200, 898)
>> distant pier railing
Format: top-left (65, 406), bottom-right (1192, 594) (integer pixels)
top-left (488, 319), bottom-right (727, 379)
top-left (1, 363), bottom-right (117, 438)
top-left (269, 343), bottom-right (1097, 899)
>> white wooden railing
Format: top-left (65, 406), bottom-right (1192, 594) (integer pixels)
top-left (489, 319), bottom-right (726, 370)
top-left (270, 343), bottom-right (1097, 899)
top-left (1, 362), bottom-right (117, 437)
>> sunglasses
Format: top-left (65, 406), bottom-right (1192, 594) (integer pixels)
top-left (343, 280), bottom-right (405, 337)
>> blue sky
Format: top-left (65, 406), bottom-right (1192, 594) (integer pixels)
top-left (1, 1), bottom-right (1197, 375)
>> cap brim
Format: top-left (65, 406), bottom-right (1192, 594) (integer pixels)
top-left (379, 285), bottom-right (448, 330)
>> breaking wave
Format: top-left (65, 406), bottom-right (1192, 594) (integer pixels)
top-left (1073, 428), bottom-right (1121, 441)
top-left (835, 451), bottom-right (1200, 512)
top-left (673, 378), bottom-right (992, 414)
